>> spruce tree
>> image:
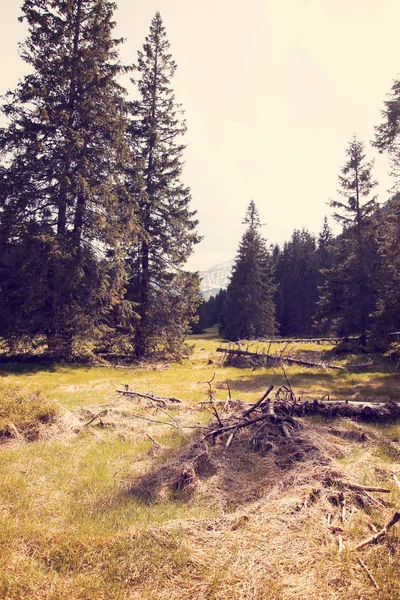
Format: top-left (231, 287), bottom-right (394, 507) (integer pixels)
top-left (316, 136), bottom-right (378, 342)
top-left (127, 12), bottom-right (200, 357)
top-left (372, 193), bottom-right (400, 338)
top-left (0, 0), bottom-right (133, 357)
top-left (222, 201), bottom-right (276, 341)
top-left (372, 81), bottom-right (400, 340)
top-left (274, 229), bottom-right (319, 336)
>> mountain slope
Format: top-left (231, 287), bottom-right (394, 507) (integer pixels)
top-left (199, 259), bottom-right (233, 299)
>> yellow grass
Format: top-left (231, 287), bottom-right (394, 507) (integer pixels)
top-left (0, 329), bottom-right (399, 599)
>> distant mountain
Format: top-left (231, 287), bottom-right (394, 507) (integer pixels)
top-left (199, 259), bottom-right (234, 299)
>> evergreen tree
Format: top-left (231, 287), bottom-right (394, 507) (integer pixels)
top-left (372, 193), bottom-right (400, 338)
top-left (127, 12), bottom-right (200, 357)
top-left (221, 201), bottom-right (276, 341)
top-left (317, 217), bottom-right (334, 274)
top-left (274, 229), bottom-right (319, 336)
top-left (374, 78), bottom-right (400, 185)
top-left (0, 0), bottom-right (134, 357)
top-left (372, 81), bottom-right (400, 340)
top-left (316, 136), bottom-right (378, 342)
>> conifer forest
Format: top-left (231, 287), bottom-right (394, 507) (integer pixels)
top-left (0, 0), bottom-right (399, 359)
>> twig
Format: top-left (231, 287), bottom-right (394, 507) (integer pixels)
top-left (226, 379), bottom-right (231, 400)
top-left (362, 489), bottom-right (386, 509)
top-left (84, 410), bottom-right (108, 427)
top-left (353, 509), bottom-right (400, 551)
top-left (212, 404), bottom-right (223, 427)
top-left (281, 362), bottom-right (295, 401)
top-left (357, 558), bottom-right (380, 590)
top-left (346, 483), bottom-right (391, 493)
top-left (128, 412), bottom-right (207, 430)
top-left (242, 385), bottom-right (274, 418)
top-left (116, 389), bottom-right (181, 404)
top-left (146, 433), bottom-right (161, 447)
top-left (338, 534), bottom-right (343, 553)
top-left (225, 426), bottom-right (239, 449)
top-left (204, 412), bottom-right (271, 442)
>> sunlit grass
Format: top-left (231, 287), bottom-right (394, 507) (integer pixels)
top-left (1, 329), bottom-right (400, 599)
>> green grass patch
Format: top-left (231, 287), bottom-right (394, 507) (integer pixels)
top-left (0, 381), bottom-right (59, 441)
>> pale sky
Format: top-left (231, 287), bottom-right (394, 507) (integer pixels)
top-left (1, 0), bottom-right (399, 270)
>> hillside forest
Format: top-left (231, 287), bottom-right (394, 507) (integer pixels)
top-left (1, 0), bottom-right (400, 362)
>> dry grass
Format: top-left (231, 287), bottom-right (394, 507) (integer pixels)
top-left (0, 380), bottom-right (59, 442)
top-left (0, 330), bottom-right (400, 599)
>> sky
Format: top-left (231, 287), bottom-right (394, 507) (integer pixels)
top-left (1, 0), bottom-right (399, 271)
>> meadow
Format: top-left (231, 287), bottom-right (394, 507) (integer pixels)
top-left (0, 330), bottom-right (399, 599)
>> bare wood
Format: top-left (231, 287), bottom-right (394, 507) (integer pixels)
top-left (357, 558), bottom-right (380, 591)
top-left (266, 400), bottom-right (276, 418)
top-left (116, 389), bottom-right (181, 404)
top-left (327, 513), bottom-right (332, 526)
top-left (368, 523), bottom-right (378, 533)
top-left (353, 509), bottom-right (400, 551)
top-left (84, 410), bottom-right (108, 427)
top-left (341, 500), bottom-right (346, 524)
top-left (217, 347), bottom-right (346, 370)
top-left (338, 534), bottom-right (343, 553)
top-left (346, 483), bottom-right (391, 493)
top-left (128, 412), bottom-right (207, 430)
top-left (225, 426), bottom-right (240, 449)
top-left (242, 385), bottom-right (274, 418)
top-left (362, 489), bottom-right (386, 509)
top-left (212, 404), bottom-right (223, 427)
top-left (146, 433), bottom-right (160, 447)
top-left (204, 412), bottom-right (271, 442)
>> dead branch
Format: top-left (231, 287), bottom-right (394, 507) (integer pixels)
top-left (357, 558), bottom-right (380, 590)
top-left (242, 385), bottom-right (274, 418)
top-left (345, 483), bottom-right (391, 493)
top-left (362, 490), bottom-right (386, 508)
top-left (127, 412), bottom-right (207, 431)
top-left (116, 389), bottom-right (181, 404)
top-left (84, 410), bottom-right (108, 427)
top-left (146, 433), bottom-right (161, 448)
top-left (353, 509), bottom-right (400, 551)
top-left (216, 347), bottom-right (371, 372)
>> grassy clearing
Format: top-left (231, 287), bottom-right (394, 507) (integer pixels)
top-left (0, 329), bottom-right (399, 599)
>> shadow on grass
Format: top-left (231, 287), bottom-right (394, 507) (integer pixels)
top-left (215, 369), bottom-right (400, 401)
top-left (0, 360), bottom-right (98, 376)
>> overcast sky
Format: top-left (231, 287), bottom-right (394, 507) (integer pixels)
top-left (1, 0), bottom-right (399, 270)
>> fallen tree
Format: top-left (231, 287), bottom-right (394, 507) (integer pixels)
top-left (216, 347), bottom-right (371, 371)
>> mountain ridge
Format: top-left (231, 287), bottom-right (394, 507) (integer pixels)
top-left (199, 259), bottom-right (233, 299)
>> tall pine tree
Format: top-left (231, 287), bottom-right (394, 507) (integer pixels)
top-left (127, 12), bottom-right (200, 357)
top-left (372, 81), bottom-right (400, 340)
top-left (316, 136), bottom-right (378, 343)
top-left (0, 0), bottom-right (134, 357)
top-left (372, 193), bottom-right (400, 338)
top-left (221, 201), bottom-right (276, 341)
